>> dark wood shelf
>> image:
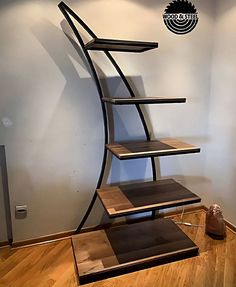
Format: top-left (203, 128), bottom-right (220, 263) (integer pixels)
top-left (97, 179), bottom-right (201, 217)
top-left (85, 38), bottom-right (158, 52)
top-left (72, 218), bottom-right (198, 284)
top-left (102, 97), bottom-right (186, 105)
top-left (106, 138), bottom-right (200, 160)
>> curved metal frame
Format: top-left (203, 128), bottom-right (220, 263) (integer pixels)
top-left (58, 1), bottom-right (157, 233)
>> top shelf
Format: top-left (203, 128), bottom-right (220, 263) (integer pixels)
top-left (102, 97), bottom-right (186, 105)
top-left (85, 38), bottom-right (158, 53)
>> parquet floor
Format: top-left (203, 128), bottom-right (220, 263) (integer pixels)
top-left (0, 210), bottom-right (235, 287)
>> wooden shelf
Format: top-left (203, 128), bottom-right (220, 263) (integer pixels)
top-left (97, 179), bottom-right (201, 217)
top-left (106, 138), bottom-right (200, 160)
top-left (72, 218), bottom-right (198, 284)
top-left (85, 38), bottom-right (158, 52)
top-left (102, 97), bottom-right (186, 105)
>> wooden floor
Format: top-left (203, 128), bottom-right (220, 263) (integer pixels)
top-left (0, 210), bottom-right (235, 287)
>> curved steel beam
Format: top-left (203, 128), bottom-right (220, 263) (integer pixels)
top-left (59, 2), bottom-right (96, 39)
top-left (104, 51), bottom-right (157, 182)
top-left (58, 2), bottom-right (109, 233)
top-left (58, 1), bottom-right (158, 231)
top-left (105, 51), bottom-right (157, 218)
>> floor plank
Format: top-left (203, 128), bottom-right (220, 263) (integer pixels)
top-left (0, 211), bottom-right (235, 287)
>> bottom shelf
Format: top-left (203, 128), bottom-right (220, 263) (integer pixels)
top-left (72, 218), bottom-right (199, 284)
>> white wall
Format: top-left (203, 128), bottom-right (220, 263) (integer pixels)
top-left (204, 0), bottom-right (236, 225)
top-left (0, 0), bottom-right (234, 242)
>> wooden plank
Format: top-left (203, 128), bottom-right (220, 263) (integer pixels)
top-left (72, 230), bottom-right (119, 276)
top-left (97, 179), bottom-right (201, 217)
top-left (102, 97), bottom-right (186, 105)
top-left (85, 38), bottom-right (158, 52)
top-left (0, 240), bottom-right (74, 287)
top-left (72, 218), bottom-right (198, 284)
top-left (106, 138), bottom-right (200, 160)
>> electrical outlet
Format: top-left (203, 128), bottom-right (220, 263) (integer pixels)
top-left (15, 205), bottom-right (27, 219)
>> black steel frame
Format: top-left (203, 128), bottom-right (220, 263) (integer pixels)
top-left (58, 1), bottom-right (158, 233)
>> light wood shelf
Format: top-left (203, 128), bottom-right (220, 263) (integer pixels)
top-left (106, 138), bottom-right (200, 160)
top-left (97, 179), bottom-right (201, 217)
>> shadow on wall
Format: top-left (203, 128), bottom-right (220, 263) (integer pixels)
top-left (32, 18), bottom-right (157, 179)
top-left (31, 16), bottom-right (209, 227)
top-left (99, 75), bottom-right (162, 183)
top-left (31, 17), bottom-right (161, 227)
top-left (30, 19), bottom-right (107, 227)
